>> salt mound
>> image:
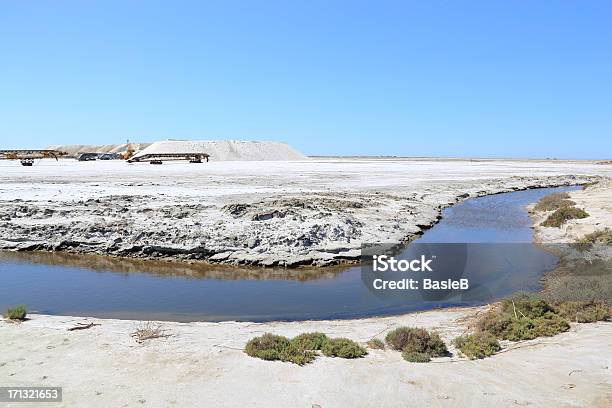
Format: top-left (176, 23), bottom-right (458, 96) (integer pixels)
top-left (131, 140), bottom-right (306, 161)
top-left (47, 143), bottom-right (151, 157)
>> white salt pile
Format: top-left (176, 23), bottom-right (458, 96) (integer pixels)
top-left (47, 143), bottom-right (151, 157)
top-left (131, 140), bottom-right (306, 161)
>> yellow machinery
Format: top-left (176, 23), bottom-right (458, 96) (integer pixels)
top-left (0, 150), bottom-right (68, 166)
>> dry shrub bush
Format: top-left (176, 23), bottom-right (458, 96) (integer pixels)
top-left (366, 338), bottom-right (385, 350)
top-left (385, 327), bottom-right (448, 358)
top-left (554, 301), bottom-right (610, 323)
top-left (131, 322), bottom-right (170, 343)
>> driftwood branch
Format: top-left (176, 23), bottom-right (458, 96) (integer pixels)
top-left (68, 322), bottom-right (100, 331)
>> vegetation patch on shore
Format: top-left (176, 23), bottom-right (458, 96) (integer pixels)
top-left (290, 332), bottom-right (328, 350)
top-left (5, 305), bottom-right (27, 321)
top-left (245, 332), bottom-right (366, 365)
top-left (402, 351), bottom-right (431, 363)
top-left (244, 292), bottom-right (605, 366)
top-left (533, 191), bottom-right (591, 228)
top-left (321, 338), bottom-right (367, 358)
top-left (541, 206), bottom-right (589, 228)
top-left (554, 301), bottom-right (611, 323)
top-left (245, 333), bottom-right (314, 364)
top-left (453, 332), bottom-right (501, 359)
top-left (385, 327), bottom-right (449, 362)
top-left (533, 192), bottom-right (575, 212)
top-left (476, 293), bottom-right (570, 341)
top-left (366, 338), bottom-right (385, 350)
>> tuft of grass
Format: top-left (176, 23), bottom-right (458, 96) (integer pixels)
top-left (385, 327), bottom-right (448, 358)
top-left (366, 338), bottom-right (385, 350)
top-left (533, 193), bottom-right (575, 212)
top-left (245, 333), bottom-right (291, 361)
top-left (321, 338), bottom-right (367, 359)
top-left (453, 332), bottom-right (501, 359)
top-left (5, 305), bottom-right (27, 321)
top-left (541, 207), bottom-right (589, 228)
top-left (290, 332), bottom-right (328, 350)
top-left (554, 301), bottom-right (611, 323)
top-left (402, 351), bottom-right (431, 363)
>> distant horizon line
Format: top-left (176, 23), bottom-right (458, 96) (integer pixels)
top-left (3, 139), bottom-right (608, 162)
top-left (307, 155), bottom-right (610, 162)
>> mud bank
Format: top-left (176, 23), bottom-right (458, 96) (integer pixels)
top-left (0, 159), bottom-right (608, 266)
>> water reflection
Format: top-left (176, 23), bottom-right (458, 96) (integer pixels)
top-left (0, 185), bottom-right (583, 321)
top-left (0, 251), bottom-right (349, 281)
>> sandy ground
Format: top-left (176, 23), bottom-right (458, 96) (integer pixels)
top-left (1, 163), bottom-right (611, 407)
top-left (1, 310), bottom-right (611, 408)
top-left (0, 158), bottom-right (609, 266)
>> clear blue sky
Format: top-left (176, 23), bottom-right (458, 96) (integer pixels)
top-left (1, 1), bottom-right (610, 159)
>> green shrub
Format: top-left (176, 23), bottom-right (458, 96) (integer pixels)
top-left (530, 312), bottom-right (571, 337)
top-left (385, 327), bottom-right (448, 357)
top-left (477, 293), bottom-right (571, 341)
top-left (453, 332), bottom-right (501, 359)
top-left (501, 292), bottom-right (554, 319)
top-left (555, 301), bottom-right (611, 323)
top-left (279, 342), bottom-right (317, 365)
top-left (366, 338), bottom-right (385, 350)
top-left (244, 333), bottom-right (290, 361)
top-left (402, 351), bottom-right (431, 363)
top-left (5, 305), bottom-right (27, 320)
top-left (321, 338), bottom-right (367, 358)
top-left (245, 333), bottom-right (368, 364)
top-left (541, 207), bottom-right (589, 228)
top-left (533, 193), bottom-right (575, 212)
top-left (477, 310), bottom-right (569, 341)
top-left (290, 332), bottom-right (328, 350)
